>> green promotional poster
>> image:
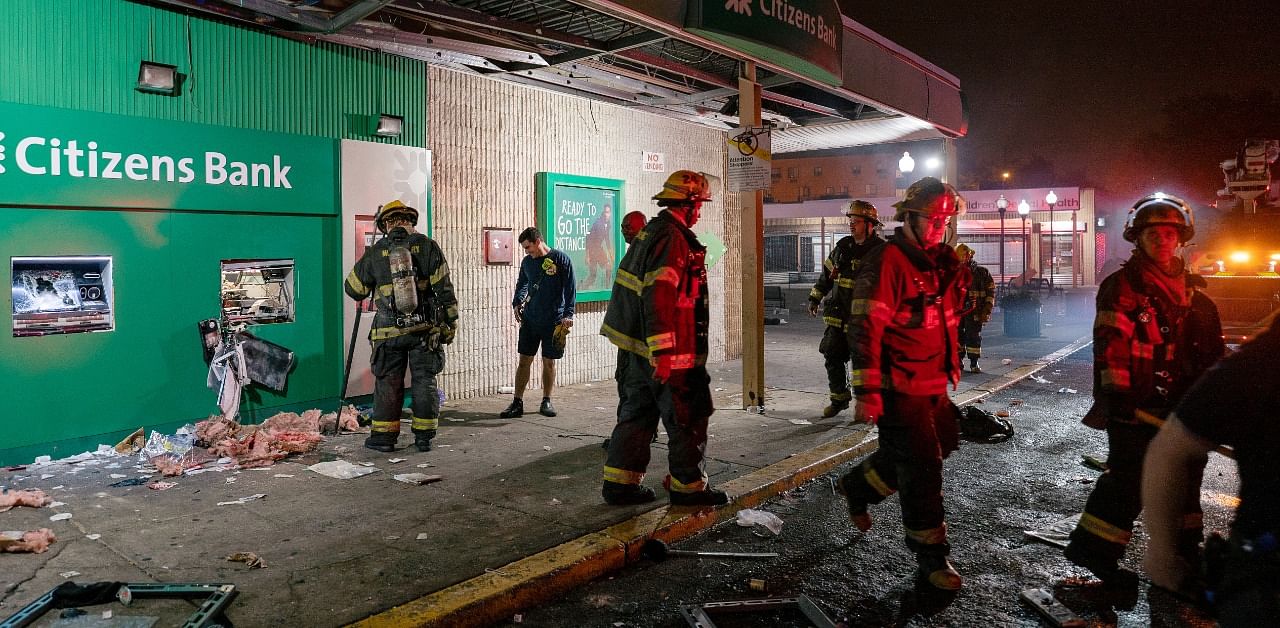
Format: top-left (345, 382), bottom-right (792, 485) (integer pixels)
top-left (535, 173), bottom-right (625, 303)
top-left (0, 102), bottom-right (338, 215)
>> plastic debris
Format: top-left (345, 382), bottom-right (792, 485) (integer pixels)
top-left (548, 475), bottom-right (571, 480)
top-left (735, 509), bottom-right (784, 535)
top-left (60, 571), bottom-right (81, 578)
top-left (114, 427), bottom-right (146, 454)
top-left (1001, 358), bottom-right (1013, 365)
top-left (498, 386), bottom-right (516, 394)
top-left (1030, 375), bottom-right (1050, 384)
top-left (307, 460), bottom-right (378, 480)
top-left (393, 473), bottom-right (443, 486)
top-left (273, 474), bottom-right (295, 478)
top-left (109, 474), bottom-right (128, 479)
top-left (1057, 387), bottom-right (1078, 394)
top-left (216, 493), bottom-right (267, 506)
top-left (49, 513), bottom-right (73, 522)
top-left (86, 534), bottom-right (101, 540)
top-left (226, 551), bottom-right (266, 569)
top-left (1023, 514), bottom-right (1081, 548)
top-left (388, 458), bottom-right (406, 464)
top-left (109, 478), bottom-right (147, 487)
top-left (788, 419), bottom-right (812, 425)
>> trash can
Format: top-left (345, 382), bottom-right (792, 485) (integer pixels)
top-left (1001, 292), bottom-right (1042, 338)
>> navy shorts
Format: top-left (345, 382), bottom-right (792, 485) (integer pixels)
top-left (518, 320), bottom-right (564, 359)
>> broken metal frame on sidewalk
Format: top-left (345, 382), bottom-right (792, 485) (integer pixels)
top-left (0, 582), bottom-right (238, 628)
top-left (679, 594), bottom-right (837, 628)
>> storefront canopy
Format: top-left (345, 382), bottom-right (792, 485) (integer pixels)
top-left (143, 0), bottom-right (965, 152)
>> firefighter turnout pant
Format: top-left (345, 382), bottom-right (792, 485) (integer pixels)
top-left (370, 333), bottom-right (445, 441)
top-left (958, 315), bottom-right (983, 361)
top-left (1067, 421), bottom-right (1204, 568)
top-left (819, 326), bottom-right (852, 404)
top-left (604, 350), bottom-right (714, 495)
top-left (839, 393), bottom-right (960, 556)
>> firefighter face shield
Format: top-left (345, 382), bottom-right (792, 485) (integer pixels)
top-left (1123, 193), bottom-right (1195, 244)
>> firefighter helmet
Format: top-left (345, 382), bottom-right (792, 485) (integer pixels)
top-left (653, 170), bottom-right (713, 204)
top-left (892, 177), bottom-right (966, 222)
top-left (955, 243), bottom-right (975, 260)
top-left (844, 200), bottom-right (882, 225)
top-left (1123, 192), bottom-right (1194, 243)
top-left (375, 200), bottom-right (419, 233)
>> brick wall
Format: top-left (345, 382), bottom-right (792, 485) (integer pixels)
top-left (428, 68), bottom-right (742, 399)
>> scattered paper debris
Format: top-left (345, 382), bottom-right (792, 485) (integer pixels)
top-left (226, 551), bottom-right (266, 569)
top-left (273, 474), bottom-right (294, 478)
top-left (1057, 387), bottom-right (1078, 394)
top-left (86, 534), bottom-right (101, 540)
top-left (225, 477), bottom-right (237, 484)
top-left (543, 446), bottom-right (552, 451)
top-left (736, 509), bottom-right (784, 535)
top-left (1030, 375), bottom-right (1050, 384)
top-left (549, 475), bottom-right (571, 480)
top-left (40, 474), bottom-right (55, 480)
top-left (788, 418), bottom-right (812, 425)
top-left (415, 463), bottom-right (434, 468)
top-left (549, 498), bottom-right (562, 505)
top-left (393, 473), bottom-right (443, 486)
top-left (416, 533), bottom-right (430, 540)
top-left (109, 473), bottom-right (128, 479)
top-left (216, 494), bottom-right (266, 506)
top-left (147, 481), bottom-right (178, 491)
top-left (356, 461), bottom-right (376, 467)
top-left (1001, 358), bottom-right (1012, 365)
top-left (307, 460), bottom-right (379, 480)
top-left (388, 458), bottom-right (406, 464)
top-left (60, 571), bottom-right (81, 578)
top-left (49, 513), bottom-right (73, 521)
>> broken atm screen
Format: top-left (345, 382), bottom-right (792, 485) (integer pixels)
top-left (11, 256), bottom-right (115, 337)
top-left (220, 260), bottom-right (296, 325)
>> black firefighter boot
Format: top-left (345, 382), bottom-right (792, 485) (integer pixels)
top-left (364, 430), bottom-right (398, 453)
top-left (499, 397), bottom-right (524, 418)
top-left (916, 553), bottom-right (964, 591)
top-left (602, 481), bottom-right (656, 505)
top-left (413, 429), bottom-right (436, 452)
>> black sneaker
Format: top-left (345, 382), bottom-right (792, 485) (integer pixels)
top-left (364, 434), bottom-right (397, 453)
top-left (539, 398), bottom-right (557, 417)
top-left (499, 398), bottom-right (524, 418)
top-left (602, 481), bottom-right (657, 505)
top-left (668, 487), bottom-right (729, 507)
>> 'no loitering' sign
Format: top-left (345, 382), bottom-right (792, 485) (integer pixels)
top-left (725, 126), bottom-right (772, 193)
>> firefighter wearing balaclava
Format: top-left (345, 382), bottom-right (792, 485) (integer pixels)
top-left (1063, 193), bottom-right (1224, 587)
top-left (807, 200), bottom-right (885, 418)
top-left (344, 200), bottom-right (459, 453)
top-left (835, 177), bottom-right (970, 591)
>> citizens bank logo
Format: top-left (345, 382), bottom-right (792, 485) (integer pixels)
top-left (726, 0), bottom-right (752, 15)
top-left (0, 132), bottom-right (7, 174)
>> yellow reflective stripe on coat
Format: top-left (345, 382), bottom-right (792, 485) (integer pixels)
top-left (822, 316), bottom-right (844, 328)
top-left (809, 287), bottom-right (824, 301)
top-left (849, 298), bottom-right (891, 322)
top-left (667, 473), bottom-right (708, 493)
top-left (849, 368), bottom-right (881, 388)
top-left (370, 420), bottom-right (400, 433)
top-left (905, 524), bottom-right (948, 546)
top-left (429, 263), bottom-right (450, 285)
top-left (601, 323), bottom-right (649, 357)
top-left (603, 466), bottom-right (645, 485)
top-left (411, 416), bottom-right (438, 431)
top-left (615, 269), bottom-right (643, 295)
top-left (823, 257), bottom-right (835, 271)
top-left (345, 271), bottom-right (370, 297)
top-left (836, 277), bottom-right (855, 289)
top-left (647, 332), bottom-right (676, 352)
top-left (666, 353), bottom-right (705, 370)
top-left (1077, 512), bottom-right (1132, 545)
top-left (644, 266), bottom-right (680, 288)
top-left (863, 464), bottom-right (894, 497)
top-left (1095, 310), bottom-right (1134, 335)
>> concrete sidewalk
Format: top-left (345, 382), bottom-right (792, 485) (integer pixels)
top-left (0, 304), bottom-right (1093, 627)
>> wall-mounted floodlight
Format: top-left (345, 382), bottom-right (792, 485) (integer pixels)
top-left (136, 61), bottom-right (179, 95)
top-left (373, 114), bottom-right (404, 138)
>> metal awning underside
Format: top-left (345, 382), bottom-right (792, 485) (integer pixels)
top-left (140, 0), bottom-right (965, 152)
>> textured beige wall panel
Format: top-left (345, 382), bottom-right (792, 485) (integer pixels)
top-left (429, 68), bottom-right (742, 399)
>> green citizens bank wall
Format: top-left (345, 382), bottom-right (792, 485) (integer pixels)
top-left (0, 0), bottom-right (427, 464)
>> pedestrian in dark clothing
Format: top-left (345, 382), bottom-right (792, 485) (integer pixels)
top-left (1065, 192), bottom-right (1224, 586)
top-left (836, 177), bottom-right (970, 591)
top-left (344, 200), bottom-right (459, 453)
top-left (499, 227), bottom-right (576, 419)
top-left (600, 170), bottom-right (726, 508)
top-left (954, 243), bottom-right (995, 373)
top-left (1144, 315), bottom-right (1280, 625)
top-left (807, 200), bottom-right (885, 418)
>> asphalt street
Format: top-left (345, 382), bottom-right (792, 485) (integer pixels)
top-left (503, 344), bottom-right (1240, 627)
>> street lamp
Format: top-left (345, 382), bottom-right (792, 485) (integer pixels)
top-left (899, 151), bottom-right (915, 175)
top-left (1001, 171), bottom-right (1011, 189)
top-left (996, 194), bottom-right (1009, 283)
top-left (924, 156), bottom-right (941, 171)
top-left (1045, 190), bottom-right (1058, 289)
top-left (1017, 199), bottom-right (1031, 277)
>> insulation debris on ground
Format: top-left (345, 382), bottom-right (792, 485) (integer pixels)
top-left (0, 488), bottom-right (52, 512)
top-left (0, 528), bottom-right (56, 553)
top-left (226, 551), bottom-right (266, 569)
top-left (147, 481), bottom-right (178, 491)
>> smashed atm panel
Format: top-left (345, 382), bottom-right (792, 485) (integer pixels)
top-left (220, 259), bottom-right (295, 325)
top-left (11, 256), bottom-right (115, 337)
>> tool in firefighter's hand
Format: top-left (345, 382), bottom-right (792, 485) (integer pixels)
top-left (639, 538), bottom-right (778, 562)
top-left (1135, 409), bottom-right (1235, 459)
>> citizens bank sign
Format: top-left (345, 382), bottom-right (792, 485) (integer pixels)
top-left (0, 102), bottom-right (336, 215)
top-left (686, 0), bottom-right (843, 85)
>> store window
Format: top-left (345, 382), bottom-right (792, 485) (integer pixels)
top-left (851, 165), bottom-right (861, 175)
top-left (220, 259), bottom-right (296, 325)
top-left (12, 256), bottom-right (115, 337)
top-left (865, 183), bottom-right (878, 195)
top-left (813, 166), bottom-right (823, 177)
top-left (787, 167), bottom-right (798, 181)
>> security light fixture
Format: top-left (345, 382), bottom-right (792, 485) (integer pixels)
top-left (373, 114), bottom-right (404, 138)
top-left (136, 61), bottom-right (179, 95)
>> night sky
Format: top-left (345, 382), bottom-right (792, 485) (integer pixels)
top-left (840, 1), bottom-right (1280, 210)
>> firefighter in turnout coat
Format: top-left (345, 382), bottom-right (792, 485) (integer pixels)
top-left (599, 170), bottom-right (728, 507)
top-left (1064, 193), bottom-right (1224, 585)
top-left (954, 243), bottom-right (995, 373)
top-left (808, 200), bottom-right (885, 418)
top-left (344, 201), bottom-right (459, 453)
top-left (835, 177), bottom-right (971, 591)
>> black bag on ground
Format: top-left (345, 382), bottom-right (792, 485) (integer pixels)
top-left (958, 405), bottom-right (1014, 443)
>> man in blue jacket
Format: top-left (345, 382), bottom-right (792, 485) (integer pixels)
top-left (499, 227), bottom-right (576, 418)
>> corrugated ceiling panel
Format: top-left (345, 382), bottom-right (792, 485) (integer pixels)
top-left (0, 0), bottom-right (426, 146)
